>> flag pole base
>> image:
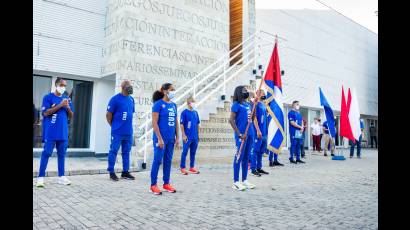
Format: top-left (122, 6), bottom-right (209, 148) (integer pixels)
top-left (332, 145), bottom-right (346, 160)
top-left (332, 155), bottom-right (346, 160)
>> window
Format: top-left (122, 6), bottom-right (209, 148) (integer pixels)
top-left (33, 75), bottom-right (93, 149)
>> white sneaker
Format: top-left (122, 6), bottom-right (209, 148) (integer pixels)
top-left (232, 181), bottom-right (246, 191)
top-left (36, 177), bottom-right (45, 187)
top-left (58, 176), bottom-right (71, 185)
top-left (242, 180), bottom-right (255, 189)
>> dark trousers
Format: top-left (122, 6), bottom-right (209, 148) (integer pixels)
top-left (301, 139), bottom-right (305, 157)
top-left (312, 135), bottom-right (321, 151)
top-left (350, 135), bottom-right (362, 157)
top-left (370, 136), bottom-right (377, 148)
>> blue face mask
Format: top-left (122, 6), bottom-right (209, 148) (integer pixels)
top-left (167, 91), bottom-right (176, 100)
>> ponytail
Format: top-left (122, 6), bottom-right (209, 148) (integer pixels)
top-left (152, 90), bottom-right (164, 103)
top-left (152, 83), bottom-right (173, 103)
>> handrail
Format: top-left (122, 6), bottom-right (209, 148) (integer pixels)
top-left (136, 41), bottom-right (258, 154)
top-left (136, 34), bottom-right (257, 142)
top-left (135, 32), bottom-right (260, 130)
top-left (133, 30), bottom-right (284, 166)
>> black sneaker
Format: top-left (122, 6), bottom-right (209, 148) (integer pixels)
top-left (257, 169), bottom-right (269, 175)
top-left (251, 170), bottom-right (262, 177)
top-left (296, 160), bottom-right (305, 164)
top-left (289, 159), bottom-right (297, 164)
top-left (121, 171), bottom-right (135, 180)
top-left (269, 161), bottom-right (274, 167)
top-left (324, 153), bottom-right (328, 157)
top-left (110, 173), bottom-right (119, 181)
top-left (273, 161), bottom-right (284, 166)
top-left (350, 155), bottom-right (353, 158)
top-left (331, 153), bottom-right (335, 156)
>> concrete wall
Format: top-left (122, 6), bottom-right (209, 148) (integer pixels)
top-left (101, 0), bottom-right (231, 158)
top-left (90, 77), bottom-right (116, 155)
top-left (256, 9), bottom-right (378, 117)
top-left (33, 0), bottom-right (107, 78)
top-left (102, 0), bottom-right (230, 119)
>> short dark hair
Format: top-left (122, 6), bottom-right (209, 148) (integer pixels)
top-left (292, 100), bottom-right (299, 106)
top-left (233, 85), bottom-right (246, 103)
top-left (55, 77), bottom-right (65, 85)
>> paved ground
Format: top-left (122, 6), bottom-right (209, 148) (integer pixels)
top-left (33, 149), bottom-right (378, 229)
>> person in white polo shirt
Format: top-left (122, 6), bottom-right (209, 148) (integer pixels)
top-left (310, 118), bottom-right (321, 153)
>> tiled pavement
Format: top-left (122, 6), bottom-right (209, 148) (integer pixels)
top-left (33, 149), bottom-right (378, 229)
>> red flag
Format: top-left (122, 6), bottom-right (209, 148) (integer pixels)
top-left (263, 40), bottom-right (282, 88)
top-left (340, 86), bottom-right (355, 142)
top-left (347, 88), bottom-right (352, 114)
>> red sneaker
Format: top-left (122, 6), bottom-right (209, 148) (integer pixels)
top-left (189, 167), bottom-right (200, 174)
top-left (180, 168), bottom-right (188, 175)
top-left (163, 184), bottom-right (176, 193)
top-left (150, 185), bottom-right (162, 195)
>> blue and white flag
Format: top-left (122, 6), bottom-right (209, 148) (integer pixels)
top-left (264, 41), bottom-right (285, 154)
top-left (319, 87), bottom-right (336, 138)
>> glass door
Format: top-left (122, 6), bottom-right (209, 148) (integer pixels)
top-left (299, 108), bottom-right (309, 149)
top-left (65, 79), bottom-right (93, 148)
top-left (308, 109), bottom-right (321, 149)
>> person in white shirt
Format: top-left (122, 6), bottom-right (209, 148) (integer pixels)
top-left (310, 118), bottom-right (321, 152)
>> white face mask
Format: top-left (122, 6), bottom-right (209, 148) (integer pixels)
top-left (56, 86), bottom-right (66, 95)
top-left (167, 91), bottom-right (175, 100)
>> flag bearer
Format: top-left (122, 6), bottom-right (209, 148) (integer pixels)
top-left (180, 96), bottom-right (200, 175)
top-left (323, 120), bottom-right (336, 157)
top-left (250, 89), bottom-right (269, 176)
top-left (150, 83), bottom-right (179, 195)
top-left (106, 80), bottom-right (136, 181)
top-left (229, 85), bottom-right (256, 191)
top-left (36, 78), bottom-right (74, 187)
top-left (350, 119), bottom-right (364, 158)
top-left (268, 150), bottom-right (284, 167)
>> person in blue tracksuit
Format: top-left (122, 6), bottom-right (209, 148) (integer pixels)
top-left (350, 119), bottom-right (364, 158)
top-left (301, 118), bottom-right (307, 158)
top-left (229, 85), bottom-right (256, 191)
top-left (268, 150), bottom-right (284, 167)
top-left (106, 80), bottom-right (136, 181)
top-left (288, 100), bottom-right (305, 164)
top-left (250, 89), bottom-right (269, 176)
top-left (150, 83), bottom-right (179, 195)
top-left (36, 78), bottom-right (74, 187)
top-left (247, 91), bottom-right (257, 175)
top-left (180, 96), bottom-right (201, 175)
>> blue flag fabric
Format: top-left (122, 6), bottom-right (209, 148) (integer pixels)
top-left (319, 88), bottom-right (336, 138)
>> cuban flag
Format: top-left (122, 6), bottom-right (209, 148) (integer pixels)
top-left (264, 40), bottom-right (285, 154)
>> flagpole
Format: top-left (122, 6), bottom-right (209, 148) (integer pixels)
top-left (234, 74), bottom-right (264, 161)
top-left (235, 35), bottom-right (279, 161)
